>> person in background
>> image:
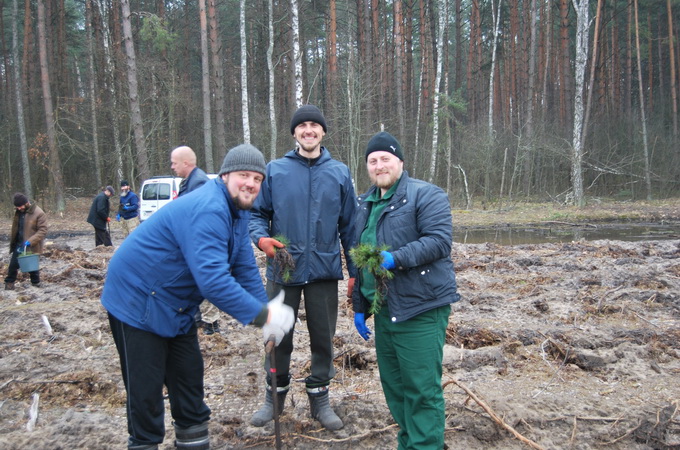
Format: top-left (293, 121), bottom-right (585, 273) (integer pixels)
top-left (86, 185), bottom-right (114, 247)
top-left (249, 104), bottom-right (357, 431)
top-left (351, 131), bottom-right (460, 449)
top-left (116, 180), bottom-right (139, 238)
top-left (171, 145), bottom-right (217, 334)
top-left (4, 193), bottom-right (48, 290)
top-left (171, 145), bottom-right (210, 197)
top-left (101, 144), bottom-right (295, 449)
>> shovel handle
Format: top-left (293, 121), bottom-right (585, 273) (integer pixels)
top-left (265, 338), bottom-right (275, 354)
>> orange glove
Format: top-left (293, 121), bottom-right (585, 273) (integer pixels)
top-left (258, 237), bottom-right (285, 258)
top-left (106, 217), bottom-right (112, 222)
top-left (347, 277), bottom-right (356, 298)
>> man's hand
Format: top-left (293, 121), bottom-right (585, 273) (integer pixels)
top-left (380, 251), bottom-right (395, 270)
top-left (354, 312), bottom-right (371, 341)
top-left (258, 237), bottom-right (285, 259)
top-left (262, 290), bottom-right (295, 345)
top-left (347, 277), bottom-right (356, 298)
top-left (106, 217), bottom-right (112, 223)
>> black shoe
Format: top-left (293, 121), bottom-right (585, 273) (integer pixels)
top-left (4, 282), bottom-right (15, 291)
top-left (31, 282), bottom-right (41, 288)
top-left (203, 321), bottom-right (220, 335)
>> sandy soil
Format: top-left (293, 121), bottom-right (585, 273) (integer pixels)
top-left (0, 199), bottom-right (679, 449)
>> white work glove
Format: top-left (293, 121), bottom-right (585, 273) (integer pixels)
top-left (262, 290), bottom-right (295, 345)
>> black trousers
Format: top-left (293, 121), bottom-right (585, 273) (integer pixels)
top-left (94, 227), bottom-right (112, 246)
top-left (4, 248), bottom-right (40, 284)
top-left (108, 314), bottom-right (211, 446)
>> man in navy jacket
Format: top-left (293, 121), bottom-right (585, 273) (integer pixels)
top-left (102, 144), bottom-right (294, 449)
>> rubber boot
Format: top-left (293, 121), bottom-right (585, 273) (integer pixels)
top-left (250, 386), bottom-right (288, 427)
top-left (4, 282), bottom-right (14, 291)
top-left (127, 440), bottom-right (158, 450)
top-left (307, 387), bottom-right (343, 431)
top-left (173, 421), bottom-right (210, 449)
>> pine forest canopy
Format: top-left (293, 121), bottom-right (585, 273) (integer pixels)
top-left (1, 0), bottom-right (678, 211)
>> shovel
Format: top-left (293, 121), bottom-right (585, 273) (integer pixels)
top-left (265, 338), bottom-right (282, 450)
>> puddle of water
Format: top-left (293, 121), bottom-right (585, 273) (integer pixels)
top-left (455, 224), bottom-right (680, 245)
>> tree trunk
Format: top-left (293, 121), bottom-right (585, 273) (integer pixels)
top-left (37, 0), bottom-right (64, 210)
top-left (327, 0), bottom-right (337, 108)
top-left (267, 0), bottom-right (278, 160)
top-left (85, 0), bottom-right (102, 188)
top-left (394, 0), bottom-right (405, 138)
top-left (208, 0), bottom-right (225, 168)
top-left (428, 0), bottom-right (446, 183)
top-left (239, 0), bottom-right (251, 142)
top-left (12, 0), bottom-right (32, 198)
top-left (582, 0), bottom-right (603, 144)
top-left (570, 0), bottom-right (590, 207)
top-left (291, 0), bottom-right (303, 107)
top-left (199, 0), bottom-right (215, 157)
top-left (668, 0), bottom-right (678, 139)
top-left (633, 0), bottom-right (652, 200)
top-left (488, 0), bottom-right (502, 135)
top-left (120, 0), bottom-right (149, 181)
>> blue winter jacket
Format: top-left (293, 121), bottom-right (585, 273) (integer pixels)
top-left (119, 191), bottom-right (139, 219)
top-left (101, 177), bottom-right (269, 337)
top-left (351, 171), bottom-right (460, 322)
top-left (249, 148), bottom-right (357, 285)
top-left (178, 167), bottom-right (210, 197)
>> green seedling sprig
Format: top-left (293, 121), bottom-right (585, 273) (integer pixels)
top-left (350, 243), bottom-right (394, 314)
top-left (271, 234), bottom-right (295, 283)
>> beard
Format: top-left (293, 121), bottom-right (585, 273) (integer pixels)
top-left (231, 193), bottom-right (255, 210)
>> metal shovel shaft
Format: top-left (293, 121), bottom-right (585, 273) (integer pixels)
top-left (265, 339), bottom-right (282, 450)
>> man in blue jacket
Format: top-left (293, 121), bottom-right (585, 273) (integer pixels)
top-left (352, 131), bottom-right (460, 450)
top-left (116, 180), bottom-right (139, 238)
top-left (101, 144), bottom-right (295, 449)
top-left (249, 105), bottom-right (357, 431)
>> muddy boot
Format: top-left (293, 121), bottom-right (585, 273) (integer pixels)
top-left (4, 282), bottom-right (15, 291)
top-left (174, 421), bottom-right (210, 449)
top-left (127, 440), bottom-right (158, 450)
top-left (307, 386), bottom-right (343, 431)
top-left (250, 386), bottom-right (288, 427)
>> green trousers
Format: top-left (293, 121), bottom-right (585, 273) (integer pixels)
top-left (375, 304), bottom-right (450, 450)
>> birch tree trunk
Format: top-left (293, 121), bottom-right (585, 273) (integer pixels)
top-left (633, 0), bottom-right (652, 200)
top-left (428, 0), bottom-right (446, 183)
top-left (570, 0), bottom-right (589, 207)
top-left (488, 0), bottom-right (502, 134)
top-left (267, 0), bottom-right (277, 160)
top-left (85, 0), bottom-right (102, 188)
top-left (291, 0), bottom-right (303, 107)
top-left (199, 0), bottom-right (215, 158)
top-left (120, 0), bottom-right (149, 181)
top-left (37, 0), bottom-right (64, 210)
top-left (12, 0), bottom-right (32, 197)
top-left (240, 0), bottom-right (251, 142)
top-left (522, 0), bottom-right (537, 195)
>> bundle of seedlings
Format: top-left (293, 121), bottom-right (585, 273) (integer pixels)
top-left (270, 234), bottom-right (295, 283)
top-left (349, 243), bottom-right (394, 314)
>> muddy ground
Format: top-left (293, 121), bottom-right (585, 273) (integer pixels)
top-left (0, 198), bottom-right (679, 449)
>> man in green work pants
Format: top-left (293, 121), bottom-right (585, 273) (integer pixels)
top-left (351, 131), bottom-right (460, 449)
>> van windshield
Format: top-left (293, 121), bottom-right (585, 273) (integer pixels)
top-left (142, 183), bottom-right (172, 201)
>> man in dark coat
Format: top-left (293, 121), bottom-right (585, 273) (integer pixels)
top-left (171, 146), bottom-right (210, 196)
top-left (87, 185), bottom-right (114, 246)
top-left (4, 193), bottom-right (48, 290)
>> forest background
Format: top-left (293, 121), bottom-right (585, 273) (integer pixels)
top-left (1, 0), bottom-right (679, 212)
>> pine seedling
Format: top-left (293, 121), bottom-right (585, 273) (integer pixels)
top-left (271, 234), bottom-right (295, 283)
top-left (350, 243), bottom-right (394, 314)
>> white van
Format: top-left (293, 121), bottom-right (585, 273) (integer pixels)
top-left (139, 174), bottom-right (217, 222)
top-left (139, 176), bottom-right (183, 222)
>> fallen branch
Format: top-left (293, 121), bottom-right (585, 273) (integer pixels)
top-left (444, 378), bottom-right (545, 450)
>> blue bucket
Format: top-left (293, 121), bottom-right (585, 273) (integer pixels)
top-left (18, 253), bottom-right (39, 273)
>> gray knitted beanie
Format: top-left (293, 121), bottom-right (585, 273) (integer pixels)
top-left (218, 144), bottom-right (267, 177)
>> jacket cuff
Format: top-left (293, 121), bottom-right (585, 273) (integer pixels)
top-left (251, 306), bottom-right (269, 327)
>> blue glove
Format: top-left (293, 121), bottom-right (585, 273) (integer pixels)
top-left (122, 205), bottom-right (130, 210)
top-left (354, 312), bottom-right (372, 341)
top-left (116, 213), bottom-right (121, 222)
top-left (380, 251), bottom-right (395, 270)
top-left (24, 241), bottom-right (31, 247)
